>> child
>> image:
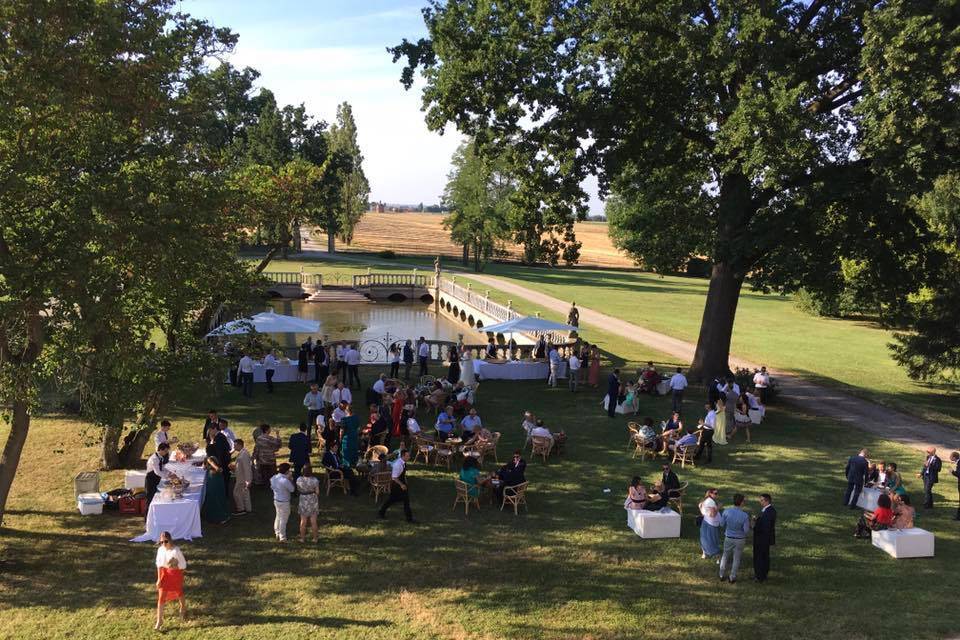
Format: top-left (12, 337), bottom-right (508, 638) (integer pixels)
top-left (155, 535), bottom-right (187, 630)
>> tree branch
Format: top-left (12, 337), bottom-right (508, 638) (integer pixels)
top-left (806, 79), bottom-right (857, 113)
top-left (794, 0), bottom-right (826, 33)
top-left (700, 2), bottom-right (717, 26)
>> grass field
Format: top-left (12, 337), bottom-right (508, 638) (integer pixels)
top-left (312, 212), bottom-right (636, 269)
top-left (1, 370), bottom-right (958, 639)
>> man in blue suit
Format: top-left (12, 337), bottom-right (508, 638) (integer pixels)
top-left (843, 448), bottom-right (869, 509)
top-left (288, 423), bottom-right (312, 479)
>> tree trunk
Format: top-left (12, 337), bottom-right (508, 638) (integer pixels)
top-left (473, 243), bottom-right (481, 272)
top-left (688, 262), bottom-right (745, 382)
top-left (100, 420), bottom-right (123, 470)
top-left (0, 401), bottom-right (31, 527)
top-left (119, 391), bottom-right (165, 467)
top-left (327, 231), bottom-right (335, 254)
top-left (292, 223), bottom-right (302, 253)
top-left (462, 243), bottom-right (469, 266)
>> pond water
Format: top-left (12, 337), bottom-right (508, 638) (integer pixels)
top-left (265, 299), bottom-right (470, 357)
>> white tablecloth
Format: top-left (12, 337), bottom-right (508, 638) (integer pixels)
top-left (856, 486), bottom-right (883, 511)
top-left (474, 360), bottom-right (568, 381)
top-left (131, 457), bottom-right (207, 543)
top-left (226, 362), bottom-right (316, 384)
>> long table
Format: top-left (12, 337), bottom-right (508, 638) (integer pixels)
top-left (131, 453), bottom-right (207, 543)
top-left (226, 362), bottom-right (316, 384)
top-left (473, 360), bottom-right (568, 381)
top-left (856, 486), bottom-right (883, 512)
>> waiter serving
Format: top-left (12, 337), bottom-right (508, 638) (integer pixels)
top-left (145, 443), bottom-right (173, 515)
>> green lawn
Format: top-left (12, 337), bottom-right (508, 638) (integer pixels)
top-left (1, 370), bottom-right (958, 639)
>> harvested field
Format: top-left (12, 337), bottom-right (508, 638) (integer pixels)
top-left (312, 211), bottom-right (636, 268)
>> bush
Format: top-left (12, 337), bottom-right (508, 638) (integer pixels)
top-left (793, 288), bottom-right (841, 317)
top-left (685, 257), bottom-right (711, 278)
top-left (377, 250), bottom-right (397, 259)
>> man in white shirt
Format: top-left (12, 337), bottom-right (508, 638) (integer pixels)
top-left (717, 378), bottom-right (741, 399)
top-left (753, 366), bottom-right (770, 404)
top-left (335, 344), bottom-right (346, 376)
top-left (303, 383), bottom-right (323, 436)
top-left (145, 443), bottom-right (173, 512)
top-left (417, 337), bottom-right (430, 377)
top-left (695, 403), bottom-right (716, 463)
top-left (262, 351), bottom-right (279, 393)
top-left (378, 449), bottom-right (415, 523)
top-left (372, 374), bottom-right (387, 396)
top-left (332, 382), bottom-right (352, 408)
top-left (270, 463), bottom-right (296, 541)
top-left (154, 420), bottom-right (177, 448)
top-left (346, 344), bottom-right (362, 388)
top-left (530, 419), bottom-right (555, 449)
top-left (460, 408), bottom-right (482, 441)
top-left (238, 352), bottom-right (255, 398)
top-left (219, 419), bottom-right (237, 451)
top-left (547, 346), bottom-right (561, 387)
top-left (567, 352), bottom-right (581, 392)
top-left (669, 367), bottom-right (688, 413)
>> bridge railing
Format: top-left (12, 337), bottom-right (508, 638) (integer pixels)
top-left (262, 272), bottom-right (323, 286)
top-left (439, 278), bottom-right (518, 324)
top-left (352, 273), bottom-right (431, 288)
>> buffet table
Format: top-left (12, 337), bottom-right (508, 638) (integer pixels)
top-left (473, 360), bottom-right (567, 381)
top-left (131, 453), bottom-right (207, 543)
top-left (225, 362), bottom-right (315, 384)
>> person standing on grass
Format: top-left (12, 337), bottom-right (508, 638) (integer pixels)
top-left (232, 439), bottom-right (252, 516)
top-left (417, 337), bottom-right (430, 377)
top-left (303, 383), bottom-right (323, 437)
top-left (403, 339), bottom-right (415, 379)
top-left (843, 448), bottom-right (870, 509)
top-left (238, 351), bottom-right (255, 397)
top-left (668, 367), bottom-right (687, 413)
top-left (951, 451), bottom-right (960, 521)
top-left (378, 449), bottom-right (416, 523)
top-left (270, 463), bottom-right (296, 542)
top-left (155, 532), bottom-right (187, 631)
top-left (917, 447), bottom-right (942, 509)
top-left (752, 366), bottom-right (769, 404)
top-left (296, 465), bottom-right (321, 543)
top-left (346, 343), bottom-right (362, 388)
top-left (255, 424), bottom-right (282, 485)
top-left (145, 443), bottom-right (173, 514)
top-left (752, 494), bottom-right (777, 583)
top-left (389, 343), bottom-right (401, 378)
top-left (263, 349), bottom-right (278, 393)
top-left (314, 340), bottom-right (329, 384)
top-left (605, 369), bottom-right (621, 418)
top-left (548, 344), bottom-right (561, 387)
top-left (567, 350), bottom-right (580, 392)
top-left (694, 404), bottom-right (716, 463)
top-left (288, 423), bottom-right (312, 479)
top-left (718, 493), bottom-right (750, 584)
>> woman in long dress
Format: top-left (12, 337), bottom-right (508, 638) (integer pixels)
top-left (340, 405), bottom-right (360, 468)
top-left (587, 345), bottom-right (601, 387)
top-left (296, 466), bottom-right (320, 543)
top-left (698, 488), bottom-right (722, 559)
top-left (713, 397), bottom-right (728, 445)
top-left (446, 350), bottom-right (461, 385)
top-left (201, 457), bottom-right (229, 524)
top-left (459, 347), bottom-right (476, 387)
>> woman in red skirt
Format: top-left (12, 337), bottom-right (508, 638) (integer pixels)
top-left (154, 531), bottom-right (187, 630)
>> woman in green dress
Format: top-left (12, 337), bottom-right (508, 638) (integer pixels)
top-left (459, 456), bottom-right (482, 498)
top-left (713, 397), bottom-right (728, 445)
top-left (340, 405), bottom-right (360, 469)
top-left (201, 456), bottom-right (229, 524)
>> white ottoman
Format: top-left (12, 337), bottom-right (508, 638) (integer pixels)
top-left (856, 487), bottom-right (882, 512)
top-left (627, 508), bottom-right (681, 538)
top-left (124, 470), bottom-right (147, 490)
top-left (872, 528), bottom-right (935, 558)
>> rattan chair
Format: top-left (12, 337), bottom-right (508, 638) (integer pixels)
top-left (412, 435), bottom-right (434, 465)
top-left (434, 441), bottom-right (455, 469)
top-left (672, 437), bottom-right (698, 469)
top-left (453, 479), bottom-right (480, 515)
top-left (627, 422), bottom-right (642, 449)
top-left (668, 481), bottom-right (689, 515)
top-left (501, 481), bottom-right (528, 515)
top-left (369, 470), bottom-right (392, 502)
top-left (324, 468), bottom-right (348, 495)
top-left (632, 434), bottom-right (657, 461)
top-left (531, 436), bottom-right (552, 463)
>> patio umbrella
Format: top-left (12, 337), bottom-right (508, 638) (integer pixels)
top-left (206, 309), bottom-right (320, 337)
top-left (478, 316), bottom-right (579, 334)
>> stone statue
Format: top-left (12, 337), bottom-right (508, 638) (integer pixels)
top-left (567, 302), bottom-right (579, 327)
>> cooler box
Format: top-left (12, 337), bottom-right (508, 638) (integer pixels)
top-left (77, 492), bottom-right (104, 515)
top-left (74, 471), bottom-right (100, 498)
top-left (124, 470), bottom-right (147, 490)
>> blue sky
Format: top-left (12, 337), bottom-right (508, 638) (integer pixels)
top-left (182, 1), bottom-right (602, 212)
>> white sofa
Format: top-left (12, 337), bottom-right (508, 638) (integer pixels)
top-left (627, 508), bottom-right (681, 539)
top-left (872, 528), bottom-right (934, 558)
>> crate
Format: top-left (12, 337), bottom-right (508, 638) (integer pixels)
top-left (77, 492), bottom-right (104, 516)
top-left (118, 495), bottom-right (140, 515)
top-left (74, 471), bottom-right (100, 498)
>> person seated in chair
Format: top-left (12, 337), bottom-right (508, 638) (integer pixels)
top-left (625, 476), bottom-right (647, 510)
top-left (494, 450), bottom-right (527, 503)
top-left (530, 419), bottom-right (555, 448)
top-left (425, 381), bottom-right (447, 412)
top-left (322, 441), bottom-right (358, 495)
top-left (435, 405), bottom-right (456, 442)
top-left (891, 494), bottom-right (915, 530)
top-left (661, 463), bottom-right (681, 498)
top-left (644, 481), bottom-right (669, 511)
top-left (369, 407), bottom-right (391, 447)
top-left (675, 427), bottom-right (699, 450)
top-left (460, 408), bottom-right (482, 442)
top-left (854, 492), bottom-right (894, 538)
top-left (451, 381), bottom-right (472, 414)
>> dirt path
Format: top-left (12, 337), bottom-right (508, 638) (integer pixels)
top-left (294, 236), bottom-right (958, 453)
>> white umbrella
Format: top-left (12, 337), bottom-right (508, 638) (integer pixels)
top-left (206, 309), bottom-right (320, 337)
top-left (478, 316), bottom-right (579, 334)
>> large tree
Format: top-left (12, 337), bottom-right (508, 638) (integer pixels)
top-left (391, 0), bottom-right (954, 378)
top-left (0, 0), bottom-right (239, 521)
top-left (443, 140), bottom-right (514, 271)
top-left (326, 102), bottom-right (370, 253)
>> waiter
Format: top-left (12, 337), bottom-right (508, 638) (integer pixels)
top-left (378, 449), bottom-right (416, 523)
top-left (145, 443), bottom-right (172, 514)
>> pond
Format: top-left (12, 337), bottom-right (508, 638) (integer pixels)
top-left (265, 299), bottom-right (470, 359)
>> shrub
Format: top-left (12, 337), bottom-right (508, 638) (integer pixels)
top-left (685, 257), bottom-right (711, 278)
top-left (377, 249), bottom-right (397, 259)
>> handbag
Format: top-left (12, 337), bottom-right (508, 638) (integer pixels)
top-left (695, 514), bottom-right (704, 527)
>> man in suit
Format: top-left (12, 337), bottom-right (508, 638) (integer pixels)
top-left (313, 340), bottom-right (329, 384)
top-left (322, 441), bottom-right (358, 495)
top-left (211, 425), bottom-right (232, 497)
top-left (606, 369), bottom-right (621, 418)
top-left (495, 450), bottom-right (527, 503)
top-left (288, 423), bottom-right (312, 479)
top-left (232, 438), bottom-right (253, 515)
top-left (661, 463), bottom-right (681, 498)
top-left (753, 493), bottom-right (777, 583)
top-left (843, 448), bottom-right (870, 509)
top-left (918, 446), bottom-right (942, 508)
top-left (202, 409), bottom-right (220, 440)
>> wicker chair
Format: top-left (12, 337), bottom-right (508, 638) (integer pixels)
top-left (369, 470), bottom-right (392, 502)
top-left (434, 441), bottom-right (456, 469)
top-left (632, 434), bottom-right (657, 461)
top-left (461, 443), bottom-right (484, 465)
top-left (501, 481), bottom-right (528, 515)
top-left (419, 375), bottom-right (436, 387)
top-left (412, 435), bottom-right (434, 465)
top-left (672, 437), bottom-right (699, 469)
top-left (453, 479), bottom-right (480, 515)
top-left (668, 481), bottom-right (689, 515)
top-left (323, 468), bottom-right (348, 496)
top-left (486, 431), bottom-right (501, 463)
top-left (531, 436), bottom-right (552, 463)
top-left (627, 422), bottom-right (642, 449)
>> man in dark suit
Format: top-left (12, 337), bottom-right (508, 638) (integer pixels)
top-left (313, 341), bottom-right (329, 384)
top-left (202, 409), bottom-right (220, 440)
top-left (211, 425), bottom-right (232, 497)
top-left (288, 423), bottom-right (312, 479)
top-left (753, 493), bottom-right (777, 583)
top-left (661, 463), bottom-right (681, 498)
top-left (843, 448), bottom-right (870, 509)
top-left (322, 441), bottom-right (358, 495)
top-left (919, 446), bottom-right (942, 509)
top-left (606, 369), bottom-right (621, 418)
top-left (495, 450), bottom-right (527, 503)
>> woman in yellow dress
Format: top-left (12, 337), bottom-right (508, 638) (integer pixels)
top-left (713, 397), bottom-right (728, 445)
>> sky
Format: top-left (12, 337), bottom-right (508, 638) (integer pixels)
top-left (181, 0), bottom-right (603, 213)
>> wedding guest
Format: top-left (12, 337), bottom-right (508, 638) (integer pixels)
top-left (844, 448), bottom-right (870, 508)
top-left (917, 446), bottom-right (942, 508)
top-left (288, 423), bottom-right (312, 478)
top-left (238, 351), bottom-right (255, 397)
top-left (333, 381), bottom-right (353, 408)
top-left (145, 443), bottom-right (173, 513)
top-left (495, 451), bottom-right (527, 503)
top-left (661, 463), bottom-right (681, 498)
top-left (698, 488), bottom-right (721, 559)
top-left (154, 420), bottom-right (177, 448)
top-left (625, 477), bottom-right (647, 510)
top-left (668, 367), bottom-right (687, 413)
top-left (263, 349), bottom-right (278, 393)
top-left (154, 532), bottom-right (187, 631)
top-left (303, 383), bottom-right (323, 437)
top-left (378, 449), bottom-right (416, 523)
top-left (855, 492), bottom-right (893, 538)
top-left (321, 375), bottom-right (337, 419)
top-left (587, 345), bottom-right (600, 387)
top-left (460, 408), bottom-right (482, 441)
top-left (340, 404), bottom-right (360, 468)
top-left (210, 425), bottom-right (232, 496)
top-left (891, 494), bottom-right (915, 530)
top-left (436, 405), bottom-right (456, 441)
top-left (459, 455), bottom-right (484, 499)
top-left (314, 341), bottom-right (329, 384)
top-left (568, 349), bottom-right (581, 392)
top-left (202, 409), bottom-right (220, 439)
top-left (606, 368), bottom-right (621, 418)
top-left (951, 451), bottom-right (960, 521)
top-left (323, 441), bottom-right (358, 495)
top-left (201, 456), bottom-right (229, 524)
top-left (255, 424), bottom-right (281, 485)
top-left (296, 344), bottom-right (309, 383)
top-left (718, 493), bottom-right (751, 583)
top-left (694, 404), bottom-right (716, 463)
top-left (346, 343), bottom-right (361, 387)
top-left (232, 439), bottom-right (252, 516)
top-left (296, 465), bottom-right (321, 543)
top-left (270, 463), bottom-right (296, 542)
top-left (403, 339), bottom-right (415, 380)
top-left (644, 481), bottom-right (669, 511)
top-left (885, 462), bottom-right (906, 496)
top-left (752, 493), bottom-right (777, 583)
